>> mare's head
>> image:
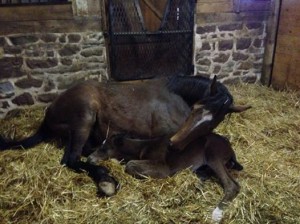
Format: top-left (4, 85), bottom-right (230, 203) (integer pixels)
top-left (169, 75), bottom-right (251, 150)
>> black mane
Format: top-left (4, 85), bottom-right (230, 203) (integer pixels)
top-left (166, 75), bottom-right (234, 115)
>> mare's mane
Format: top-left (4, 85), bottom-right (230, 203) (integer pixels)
top-left (166, 75), bottom-right (234, 115)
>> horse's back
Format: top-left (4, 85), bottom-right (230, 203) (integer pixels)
top-left (96, 79), bottom-right (191, 137)
top-left (44, 77), bottom-right (191, 138)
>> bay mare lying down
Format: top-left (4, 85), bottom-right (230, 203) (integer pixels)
top-left (88, 133), bottom-right (243, 222)
top-left (0, 75), bottom-right (249, 197)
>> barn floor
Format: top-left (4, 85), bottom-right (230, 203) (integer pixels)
top-left (0, 83), bottom-right (299, 224)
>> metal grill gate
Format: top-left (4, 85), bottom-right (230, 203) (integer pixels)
top-left (107, 0), bottom-right (195, 80)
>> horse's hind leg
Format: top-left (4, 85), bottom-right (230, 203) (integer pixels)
top-left (207, 160), bottom-right (240, 222)
top-left (61, 114), bottom-right (97, 170)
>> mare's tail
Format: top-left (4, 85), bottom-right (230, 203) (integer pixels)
top-left (0, 122), bottom-right (49, 150)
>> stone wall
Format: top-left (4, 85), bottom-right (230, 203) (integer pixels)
top-left (0, 32), bottom-right (108, 118)
top-left (194, 21), bottom-right (266, 84)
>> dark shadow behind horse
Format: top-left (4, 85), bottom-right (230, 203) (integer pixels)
top-left (0, 75), bottom-right (249, 196)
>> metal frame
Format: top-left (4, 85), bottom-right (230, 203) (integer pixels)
top-left (108, 0), bottom-right (195, 80)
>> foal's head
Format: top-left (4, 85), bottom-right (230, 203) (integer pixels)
top-left (170, 76), bottom-right (251, 150)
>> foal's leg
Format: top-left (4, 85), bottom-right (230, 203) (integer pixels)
top-left (125, 160), bottom-right (171, 179)
top-left (207, 160), bottom-right (240, 222)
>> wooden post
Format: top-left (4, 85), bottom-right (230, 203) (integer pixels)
top-left (100, 0), bottom-right (111, 79)
top-left (261, 0), bottom-right (281, 86)
top-left (72, 0), bottom-right (89, 16)
top-left (233, 0), bottom-right (241, 13)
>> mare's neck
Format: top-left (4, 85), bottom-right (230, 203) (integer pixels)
top-left (166, 75), bottom-right (210, 106)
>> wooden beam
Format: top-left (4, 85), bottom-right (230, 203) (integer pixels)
top-left (272, 52), bottom-right (300, 90)
top-left (196, 11), bottom-right (270, 25)
top-left (197, 0), bottom-right (233, 13)
top-left (0, 18), bottom-right (102, 35)
top-left (275, 34), bottom-right (300, 55)
top-left (0, 4), bottom-right (73, 22)
top-left (239, 0), bottom-right (271, 12)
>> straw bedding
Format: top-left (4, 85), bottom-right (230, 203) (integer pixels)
top-left (0, 83), bottom-right (299, 224)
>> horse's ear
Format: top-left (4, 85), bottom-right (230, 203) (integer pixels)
top-left (209, 75), bottom-right (218, 96)
top-left (228, 105), bottom-right (252, 113)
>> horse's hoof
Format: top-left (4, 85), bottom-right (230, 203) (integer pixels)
top-left (212, 207), bottom-right (223, 223)
top-left (96, 175), bottom-right (119, 197)
top-left (87, 155), bottom-right (100, 165)
top-left (60, 157), bottom-right (67, 166)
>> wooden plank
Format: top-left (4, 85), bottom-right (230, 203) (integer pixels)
top-left (271, 0), bottom-right (300, 90)
top-left (239, 0), bottom-right (271, 12)
top-left (280, 0), bottom-right (300, 16)
top-left (196, 1), bottom-right (233, 13)
top-left (272, 52), bottom-right (300, 90)
top-left (275, 34), bottom-right (300, 56)
top-left (196, 11), bottom-right (270, 24)
top-left (281, 11), bottom-right (300, 21)
top-left (272, 54), bottom-right (290, 89)
top-left (261, 0), bottom-right (280, 86)
top-left (287, 63), bottom-right (300, 90)
top-left (87, 0), bottom-right (101, 16)
top-left (0, 4), bottom-right (73, 22)
top-left (0, 18), bottom-right (102, 35)
top-left (277, 8), bottom-right (300, 37)
top-left (278, 22), bottom-right (300, 37)
top-left (197, 0), bottom-right (271, 13)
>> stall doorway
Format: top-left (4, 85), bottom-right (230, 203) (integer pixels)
top-left (106, 0), bottom-right (195, 80)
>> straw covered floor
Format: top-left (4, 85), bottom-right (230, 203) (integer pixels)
top-left (0, 83), bottom-right (299, 224)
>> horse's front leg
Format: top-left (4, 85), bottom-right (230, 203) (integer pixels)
top-left (207, 160), bottom-right (240, 223)
top-left (125, 160), bottom-right (171, 179)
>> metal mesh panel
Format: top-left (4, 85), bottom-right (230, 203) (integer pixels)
top-left (109, 0), bottom-right (195, 80)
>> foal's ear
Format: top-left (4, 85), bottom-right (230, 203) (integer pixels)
top-left (209, 75), bottom-right (218, 96)
top-left (228, 105), bottom-right (252, 113)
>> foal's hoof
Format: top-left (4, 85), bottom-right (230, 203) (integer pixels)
top-left (212, 207), bottom-right (223, 223)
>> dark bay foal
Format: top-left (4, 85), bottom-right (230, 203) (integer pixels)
top-left (88, 133), bottom-right (243, 222)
